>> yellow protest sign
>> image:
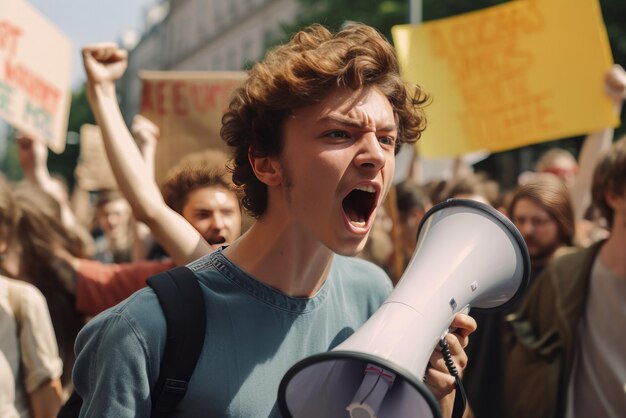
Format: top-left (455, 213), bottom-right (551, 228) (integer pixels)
top-left (392, 0), bottom-right (616, 157)
top-left (0, 0), bottom-right (72, 153)
top-left (139, 71), bottom-right (246, 185)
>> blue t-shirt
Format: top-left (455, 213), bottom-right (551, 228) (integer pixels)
top-left (73, 250), bottom-right (392, 417)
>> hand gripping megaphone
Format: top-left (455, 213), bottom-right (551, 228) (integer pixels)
top-left (278, 199), bottom-right (530, 418)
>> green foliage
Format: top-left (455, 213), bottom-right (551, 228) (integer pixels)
top-left (67, 83), bottom-right (95, 133)
top-left (0, 133), bottom-right (22, 181)
top-left (422, 0), bottom-right (506, 21)
top-left (603, 0), bottom-right (626, 62)
top-left (276, 0), bottom-right (511, 47)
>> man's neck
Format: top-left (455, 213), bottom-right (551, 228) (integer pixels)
top-left (223, 218), bottom-right (334, 298)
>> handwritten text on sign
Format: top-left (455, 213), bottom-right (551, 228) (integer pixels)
top-left (139, 71), bottom-right (246, 185)
top-left (0, 1), bottom-right (71, 153)
top-left (392, 0), bottom-right (616, 157)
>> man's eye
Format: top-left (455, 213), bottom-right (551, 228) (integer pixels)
top-left (326, 130), bottom-right (349, 138)
top-left (379, 136), bottom-right (396, 146)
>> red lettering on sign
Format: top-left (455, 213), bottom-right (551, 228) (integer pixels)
top-left (156, 81), bottom-right (166, 115)
top-left (4, 58), bottom-right (61, 114)
top-left (0, 20), bottom-right (23, 56)
top-left (172, 81), bottom-right (188, 116)
top-left (140, 80), bottom-right (154, 112)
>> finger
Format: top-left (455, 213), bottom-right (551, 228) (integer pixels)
top-left (428, 351), bottom-right (450, 375)
top-left (95, 47), bottom-right (127, 63)
top-left (81, 52), bottom-right (99, 75)
top-left (82, 44), bottom-right (127, 63)
top-left (450, 313), bottom-right (477, 339)
top-left (81, 42), bottom-right (118, 55)
top-left (444, 333), bottom-right (468, 371)
top-left (424, 367), bottom-right (456, 399)
top-left (450, 327), bottom-right (470, 350)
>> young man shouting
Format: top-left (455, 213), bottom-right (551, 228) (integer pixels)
top-left (75, 23), bottom-right (475, 417)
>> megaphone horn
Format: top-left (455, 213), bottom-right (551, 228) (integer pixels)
top-left (278, 198), bottom-right (530, 418)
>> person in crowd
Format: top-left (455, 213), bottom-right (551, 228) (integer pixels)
top-left (505, 134), bottom-right (626, 418)
top-left (0, 177), bottom-right (89, 396)
top-left (439, 172), bottom-right (501, 208)
top-left (84, 73), bottom-right (241, 265)
top-left (508, 174), bottom-right (576, 281)
top-left (15, 121), bottom-right (240, 316)
top-left (92, 190), bottom-right (134, 263)
top-left (16, 134), bottom-right (95, 256)
top-left (75, 23), bottom-right (476, 417)
top-left (49, 146), bottom-right (242, 316)
top-left (462, 173), bottom-right (575, 418)
top-left (138, 147), bottom-right (243, 261)
top-left (0, 176), bottom-right (64, 418)
top-left (394, 179), bottom-right (432, 269)
top-left (461, 66), bottom-right (625, 418)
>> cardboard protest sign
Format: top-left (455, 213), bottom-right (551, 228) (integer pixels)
top-left (75, 123), bottom-right (118, 191)
top-left (392, 0), bottom-right (616, 157)
top-left (0, 0), bottom-right (72, 153)
top-left (139, 71), bottom-right (246, 185)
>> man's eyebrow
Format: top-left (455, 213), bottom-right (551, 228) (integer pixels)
top-left (318, 114), bottom-right (397, 132)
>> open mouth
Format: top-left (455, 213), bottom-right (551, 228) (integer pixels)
top-left (207, 236), bottom-right (226, 246)
top-left (342, 185), bottom-right (378, 229)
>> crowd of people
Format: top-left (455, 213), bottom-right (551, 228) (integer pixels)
top-left (1, 21), bottom-right (625, 418)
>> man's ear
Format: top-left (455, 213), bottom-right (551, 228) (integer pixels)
top-left (249, 152), bottom-right (283, 186)
top-left (604, 189), bottom-right (622, 210)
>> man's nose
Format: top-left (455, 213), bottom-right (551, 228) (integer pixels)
top-left (354, 133), bottom-right (385, 170)
top-left (211, 213), bottom-right (225, 230)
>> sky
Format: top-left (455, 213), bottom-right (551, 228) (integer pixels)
top-left (28, 0), bottom-right (158, 89)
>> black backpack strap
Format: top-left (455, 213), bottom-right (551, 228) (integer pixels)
top-left (147, 266), bottom-right (206, 418)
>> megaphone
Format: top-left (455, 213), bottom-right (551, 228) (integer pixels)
top-left (277, 199), bottom-right (530, 418)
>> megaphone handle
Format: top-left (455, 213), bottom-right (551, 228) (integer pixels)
top-left (439, 338), bottom-right (467, 418)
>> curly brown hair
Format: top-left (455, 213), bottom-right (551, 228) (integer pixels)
top-left (160, 149), bottom-right (235, 214)
top-left (221, 23), bottom-right (429, 218)
top-left (592, 135), bottom-right (626, 228)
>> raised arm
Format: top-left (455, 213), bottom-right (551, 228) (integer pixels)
top-left (16, 135), bottom-right (95, 254)
top-left (131, 114), bottom-right (159, 181)
top-left (570, 64), bottom-right (626, 221)
top-left (81, 43), bottom-right (211, 265)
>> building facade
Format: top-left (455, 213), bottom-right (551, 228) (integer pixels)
top-left (119, 0), bottom-right (299, 120)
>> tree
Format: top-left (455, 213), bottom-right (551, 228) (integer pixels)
top-left (276, 0), bottom-right (507, 47)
